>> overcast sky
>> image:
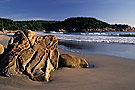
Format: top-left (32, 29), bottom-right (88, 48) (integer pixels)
top-left (0, 0), bottom-right (135, 26)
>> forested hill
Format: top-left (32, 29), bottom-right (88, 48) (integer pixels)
top-left (0, 17), bottom-right (133, 32)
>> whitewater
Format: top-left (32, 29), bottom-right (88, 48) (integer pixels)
top-left (37, 31), bottom-right (135, 59)
top-left (36, 31), bottom-right (135, 44)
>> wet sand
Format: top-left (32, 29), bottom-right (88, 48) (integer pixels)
top-left (0, 34), bottom-right (135, 90)
top-left (0, 33), bottom-right (10, 47)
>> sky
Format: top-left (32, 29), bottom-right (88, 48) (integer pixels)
top-left (0, 0), bottom-right (135, 27)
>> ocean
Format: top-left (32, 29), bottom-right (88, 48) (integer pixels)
top-left (36, 31), bottom-right (135, 59)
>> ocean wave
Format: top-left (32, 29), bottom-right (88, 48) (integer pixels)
top-left (37, 32), bottom-right (135, 44)
top-left (56, 34), bottom-right (135, 44)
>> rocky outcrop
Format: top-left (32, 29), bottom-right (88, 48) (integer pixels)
top-left (0, 30), bottom-right (59, 82)
top-left (59, 54), bottom-right (89, 68)
top-left (0, 30), bottom-right (90, 82)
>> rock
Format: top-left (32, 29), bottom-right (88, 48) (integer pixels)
top-left (59, 54), bottom-right (89, 68)
top-left (1, 28), bottom-right (5, 33)
top-left (0, 30), bottom-right (59, 82)
top-left (0, 44), bottom-right (4, 59)
top-left (0, 44), bottom-right (4, 55)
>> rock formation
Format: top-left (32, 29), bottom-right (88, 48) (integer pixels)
top-left (59, 54), bottom-right (89, 68)
top-left (0, 30), bottom-right (59, 82)
top-left (0, 30), bottom-right (90, 82)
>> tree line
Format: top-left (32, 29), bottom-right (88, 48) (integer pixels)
top-left (0, 17), bottom-right (130, 32)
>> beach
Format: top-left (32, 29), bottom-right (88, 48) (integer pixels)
top-left (0, 34), bottom-right (135, 90)
top-left (0, 33), bottom-right (10, 48)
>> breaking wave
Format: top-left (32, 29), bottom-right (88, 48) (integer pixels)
top-left (38, 31), bottom-right (135, 44)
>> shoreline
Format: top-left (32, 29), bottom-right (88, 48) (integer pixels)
top-left (59, 48), bottom-right (135, 60)
top-left (59, 49), bottom-right (134, 67)
top-left (1, 31), bottom-right (135, 59)
top-left (0, 33), bottom-right (134, 60)
top-left (0, 34), bottom-right (135, 90)
top-left (58, 39), bottom-right (135, 60)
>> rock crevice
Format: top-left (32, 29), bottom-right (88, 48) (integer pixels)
top-left (0, 30), bottom-right (59, 81)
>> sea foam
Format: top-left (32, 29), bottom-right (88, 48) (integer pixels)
top-left (42, 32), bottom-right (135, 44)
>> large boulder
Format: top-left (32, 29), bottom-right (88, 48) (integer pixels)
top-left (59, 54), bottom-right (89, 68)
top-left (0, 30), bottom-right (59, 82)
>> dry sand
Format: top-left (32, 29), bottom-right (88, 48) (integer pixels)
top-left (0, 34), bottom-right (135, 90)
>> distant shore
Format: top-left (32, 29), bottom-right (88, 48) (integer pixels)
top-left (0, 17), bottom-right (135, 33)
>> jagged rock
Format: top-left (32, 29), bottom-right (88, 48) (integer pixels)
top-left (0, 30), bottom-right (59, 82)
top-left (59, 54), bottom-right (89, 68)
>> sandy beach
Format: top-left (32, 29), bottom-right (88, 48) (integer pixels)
top-left (0, 34), bottom-right (135, 90)
top-left (0, 33), bottom-right (10, 48)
